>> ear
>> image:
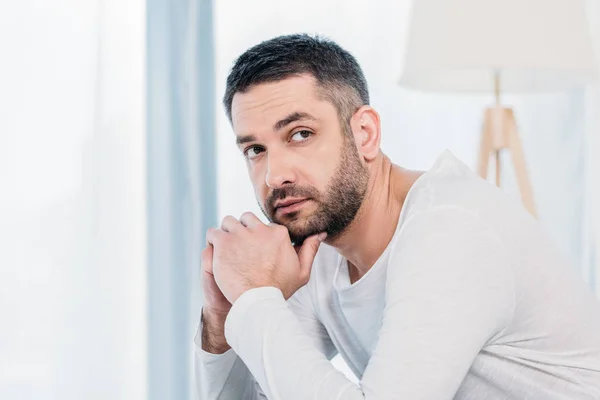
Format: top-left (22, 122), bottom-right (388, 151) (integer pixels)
top-left (349, 106), bottom-right (381, 162)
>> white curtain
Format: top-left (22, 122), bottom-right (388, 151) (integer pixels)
top-left (146, 0), bottom-right (217, 399)
top-left (0, 1), bottom-right (147, 399)
top-left (583, 0), bottom-right (600, 294)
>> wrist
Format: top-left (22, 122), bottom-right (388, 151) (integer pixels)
top-left (203, 303), bottom-right (231, 319)
top-left (201, 307), bottom-right (231, 354)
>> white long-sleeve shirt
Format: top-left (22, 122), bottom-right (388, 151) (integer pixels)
top-left (194, 150), bottom-right (600, 399)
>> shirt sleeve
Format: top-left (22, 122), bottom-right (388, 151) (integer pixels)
top-left (223, 206), bottom-right (515, 400)
top-left (194, 315), bottom-right (268, 400)
top-left (286, 283), bottom-right (338, 361)
top-left (194, 285), bottom-right (337, 399)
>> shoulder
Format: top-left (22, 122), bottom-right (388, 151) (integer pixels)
top-left (386, 205), bottom-right (515, 325)
top-left (399, 154), bottom-right (510, 227)
top-left (395, 205), bottom-right (505, 260)
top-left (388, 205), bottom-right (513, 303)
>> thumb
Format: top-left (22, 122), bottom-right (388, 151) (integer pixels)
top-left (298, 232), bottom-right (327, 274)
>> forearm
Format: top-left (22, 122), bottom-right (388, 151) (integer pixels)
top-left (225, 287), bottom-right (362, 400)
top-left (195, 308), bottom-right (267, 399)
top-left (219, 209), bottom-right (514, 400)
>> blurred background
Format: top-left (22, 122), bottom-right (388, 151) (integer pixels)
top-left (1, 0), bottom-right (598, 399)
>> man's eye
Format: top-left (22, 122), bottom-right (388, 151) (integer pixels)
top-left (290, 130), bottom-right (313, 142)
top-left (244, 146), bottom-right (264, 160)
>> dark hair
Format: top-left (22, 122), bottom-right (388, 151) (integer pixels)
top-left (223, 33), bottom-right (370, 128)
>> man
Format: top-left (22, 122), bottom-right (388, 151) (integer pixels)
top-left (194, 34), bottom-right (600, 399)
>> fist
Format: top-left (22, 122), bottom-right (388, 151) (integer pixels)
top-left (206, 212), bottom-right (326, 304)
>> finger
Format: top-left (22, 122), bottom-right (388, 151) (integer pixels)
top-left (239, 211), bottom-right (264, 229)
top-left (206, 227), bottom-right (225, 246)
top-left (221, 215), bottom-right (243, 233)
top-left (297, 232), bottom-right (327, 277)
top-left (201, 245), bottom-right (214, 274)
top-left (268, 223), bottom-right (291, 240)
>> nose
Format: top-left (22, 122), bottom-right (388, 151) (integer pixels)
top-left (265, 151), bottom-right (296, 189)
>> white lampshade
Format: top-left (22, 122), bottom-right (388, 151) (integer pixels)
top-left (400, 0), bottom-right (597, 93)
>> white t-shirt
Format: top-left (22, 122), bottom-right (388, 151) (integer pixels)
top-left (195, 150), bottom-right (600, 399)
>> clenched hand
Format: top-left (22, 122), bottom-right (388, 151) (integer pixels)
top-left (205, 212), bottom-right (326, 304)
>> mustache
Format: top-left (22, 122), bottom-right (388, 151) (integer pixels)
top-left (265, 185), bottom-right (320, 213)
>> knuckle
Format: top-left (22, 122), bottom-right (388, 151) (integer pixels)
top-left (240, 211), bottom-right (254, 219)
top-left (299, 270), bottom-right (309, 283)
top-left (256, 221), bottom-right (268, 230)
top-left (252, 224), bottom-right (266, 235)
top-left (206, 227), bottom-right (222, 244)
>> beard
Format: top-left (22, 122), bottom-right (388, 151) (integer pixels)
top-left (259, 133), bottom-right (369, 245)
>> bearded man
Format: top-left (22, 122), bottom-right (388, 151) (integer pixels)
top-left (194, 34), bottom-right (600, 400)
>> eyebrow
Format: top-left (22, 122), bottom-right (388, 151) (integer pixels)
top-left (236, 134), bottom-right (256, 146)
top-left (235, 111), bottom-right (316, 146)
top-left (273, 111), bottom-right (316, 131)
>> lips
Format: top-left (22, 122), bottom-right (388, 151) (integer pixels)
top-left (275, 198), bottom-right (307, 209)
top-left (274, 198), bottom-right (310, 214)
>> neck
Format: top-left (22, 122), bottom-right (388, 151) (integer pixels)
top-left (326, 153), bottom-right (423, 283)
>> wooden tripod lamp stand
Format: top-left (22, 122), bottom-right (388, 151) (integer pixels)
top-left (478, 73), bottom-right (537, 216)
top-left (399, 0), bottom-right (596, 216)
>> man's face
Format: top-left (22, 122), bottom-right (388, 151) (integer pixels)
top-left (231, 75), bottom-right (368, 244)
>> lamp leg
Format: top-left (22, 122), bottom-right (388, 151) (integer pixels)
top-left (477, 107), bottom-right (537, 218)
top-left (495, 149), bottom-right (501, 186)
top-left (507, 111), bottom-right (537, 217)
top-left (477, 110), bottom-right (493, 179)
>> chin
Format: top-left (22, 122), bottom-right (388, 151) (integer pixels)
top-left (283, 222), bottom-right (311, 240)
top-left (273, 209), bottom-right (307, 226)
top-left (287, 220), bottom-right (326, 245)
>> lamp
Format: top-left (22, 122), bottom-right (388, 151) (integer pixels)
top-left (399, 0), bottom-right (596, 216)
